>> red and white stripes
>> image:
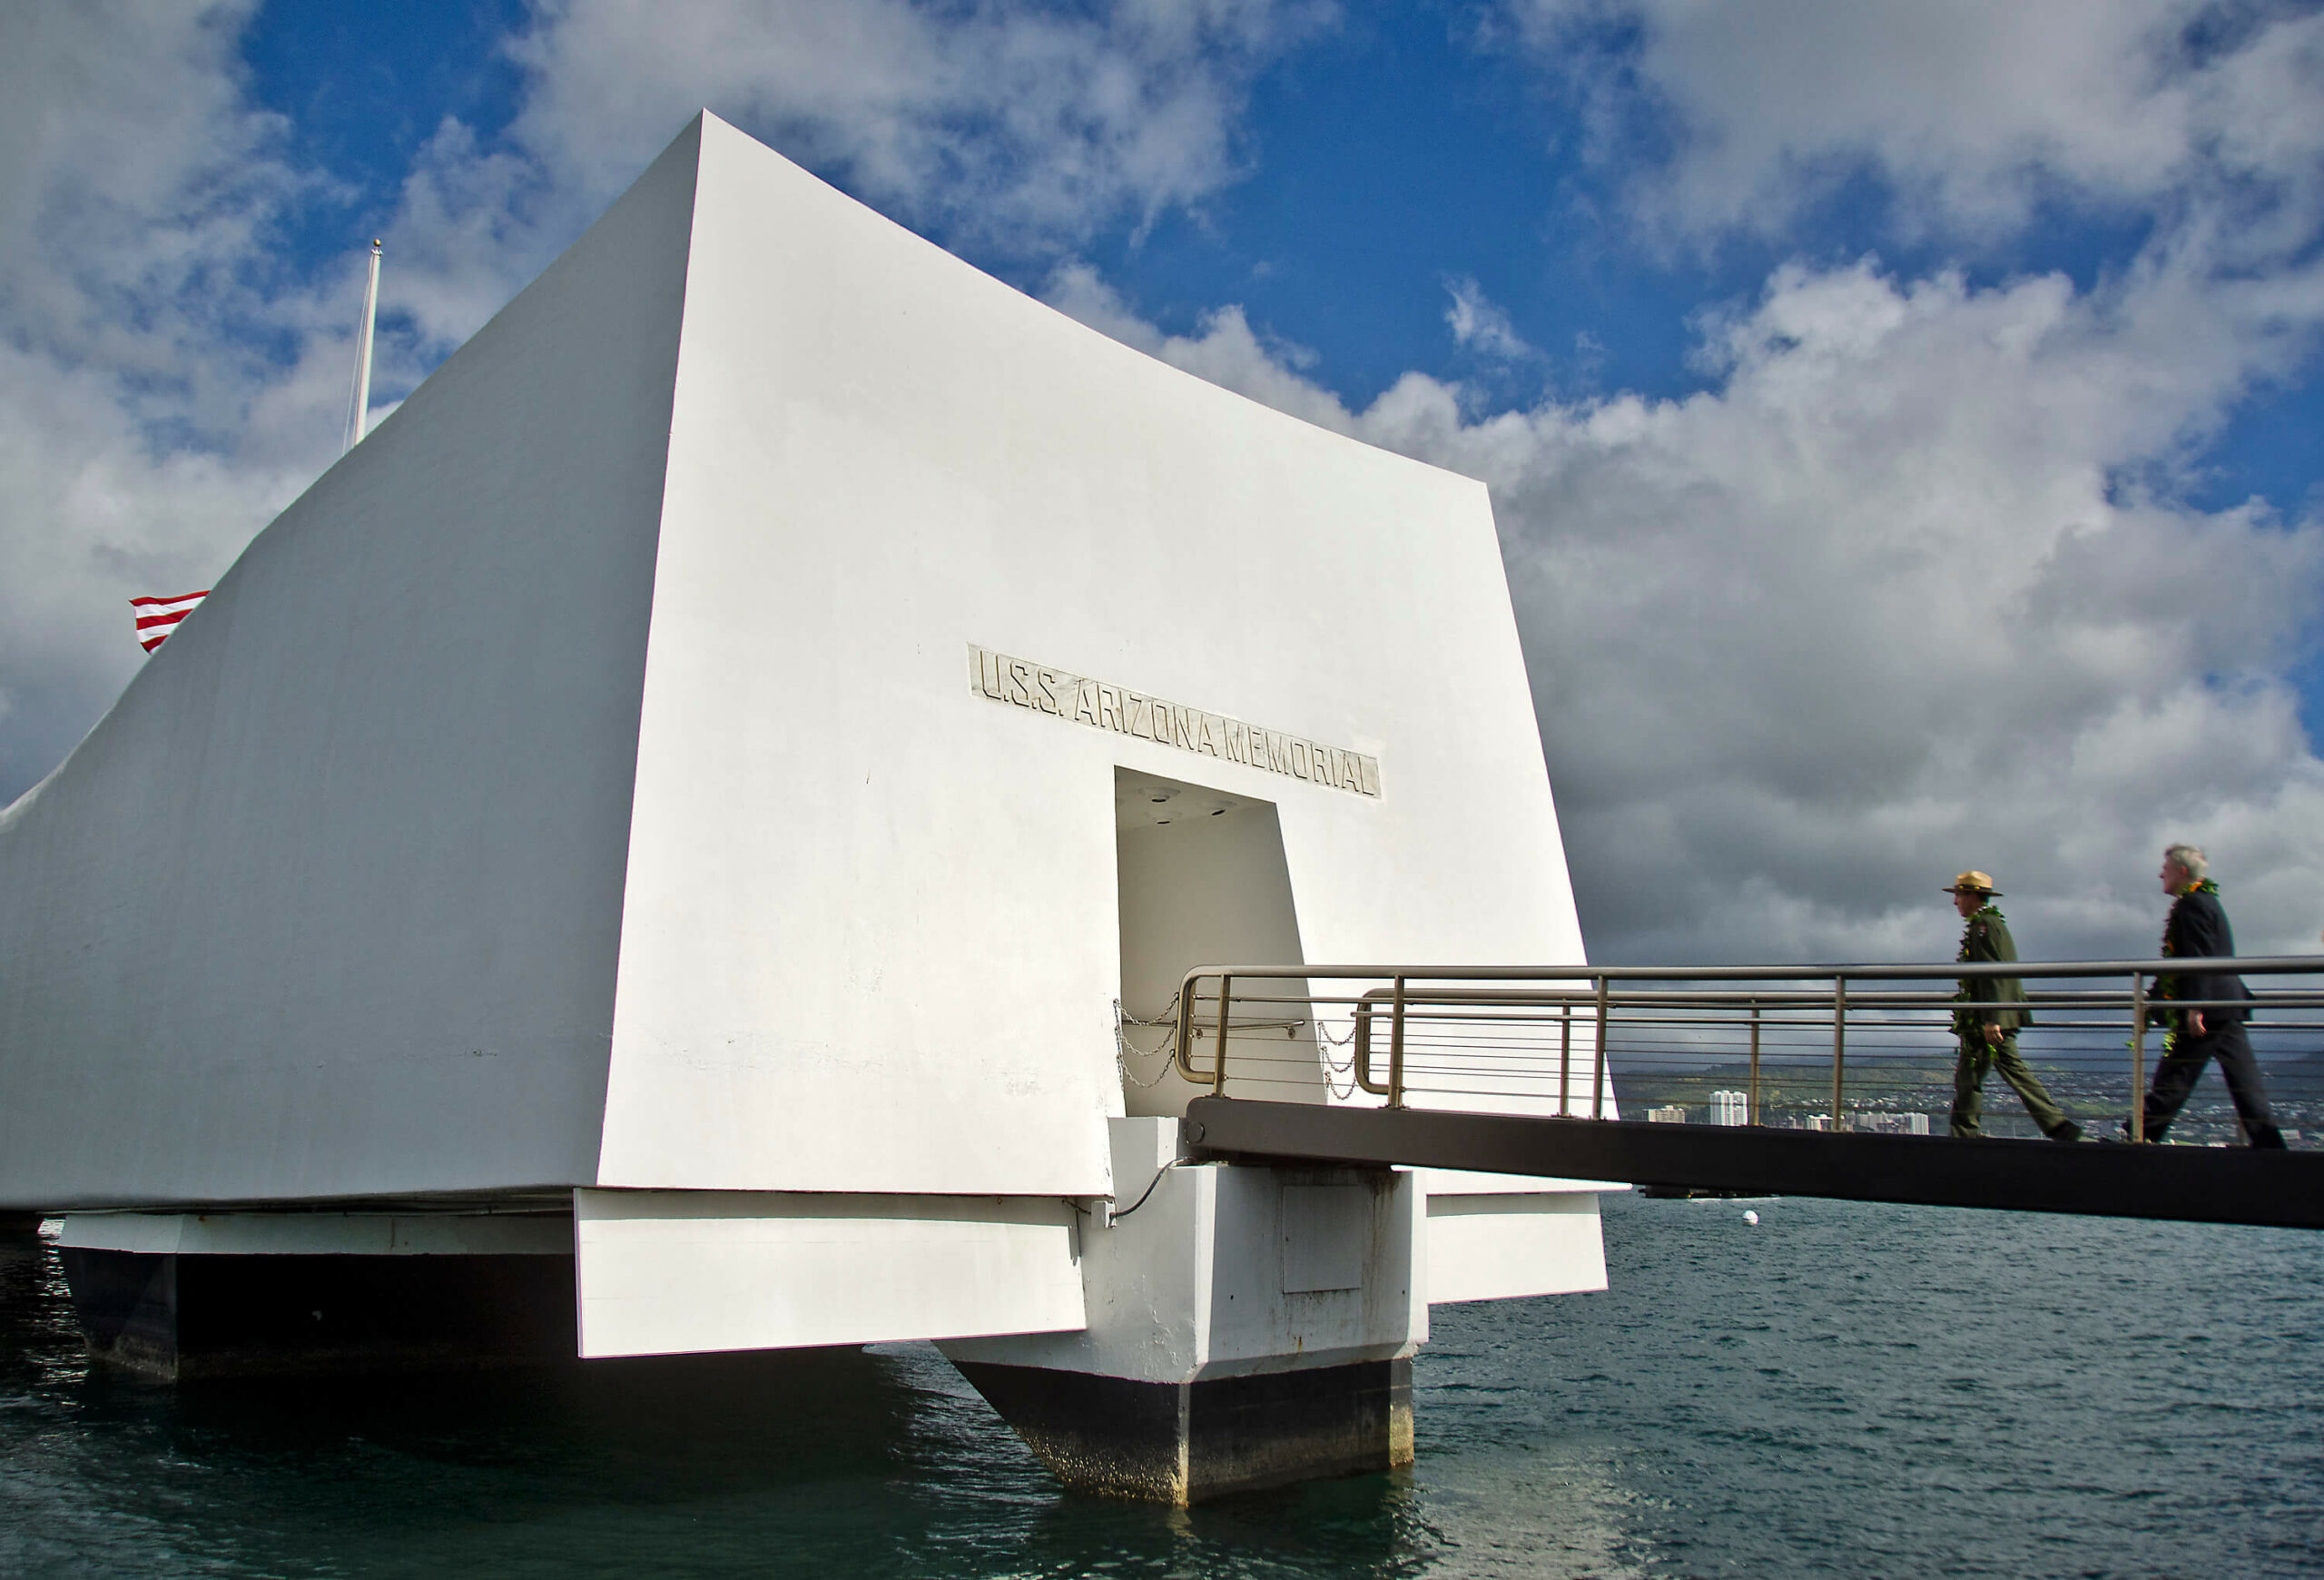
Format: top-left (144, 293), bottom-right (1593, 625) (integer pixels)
top-left (130, 591), bottom-right (210, 653)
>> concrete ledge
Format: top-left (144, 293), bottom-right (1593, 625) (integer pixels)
top-left (574, 1190), bottom-right (1085, 1358)
top-left (1424, 1190), bottom-right (1608, 1303)
top-left (55, 1210), bottom-right (573, 1257)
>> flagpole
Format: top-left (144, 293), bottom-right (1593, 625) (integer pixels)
top-left (343, 239), bottom-right (382, 454)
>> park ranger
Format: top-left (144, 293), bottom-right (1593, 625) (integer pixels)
top-left (1948, 872), bottom-right (2082, 1142)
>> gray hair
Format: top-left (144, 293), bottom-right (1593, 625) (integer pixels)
top-left (2163, 843), bottom-right (2209, 882)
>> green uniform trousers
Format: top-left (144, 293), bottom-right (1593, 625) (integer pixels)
top-left (1950, 1032), bottom-right (2069, 1139)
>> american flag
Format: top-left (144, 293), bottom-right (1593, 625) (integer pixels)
top-left (130, 590), bottom-right (210, 653)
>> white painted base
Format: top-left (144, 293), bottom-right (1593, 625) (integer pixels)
top-left (573, 1189), bottom-right (1086, 1358)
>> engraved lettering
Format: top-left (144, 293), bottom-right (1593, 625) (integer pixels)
top-left (966, 644), bottom-right (1382, 800)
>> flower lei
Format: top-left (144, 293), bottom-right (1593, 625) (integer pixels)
top-left (2152, 880), bottom-right (2221, 1046)
top-left (1954, 905), bottom-right (2005, 1024)
top-left (2157, 879), bottom-right (2220, 959)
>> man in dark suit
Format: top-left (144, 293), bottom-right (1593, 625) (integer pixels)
top-left (2139, 844), bottom-right (2285, 1148)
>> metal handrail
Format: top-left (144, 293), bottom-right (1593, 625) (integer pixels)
top-left (1172, 956), bottom-right (2324, 1132)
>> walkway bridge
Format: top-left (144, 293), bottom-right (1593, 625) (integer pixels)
top-left (1165, 959), bottom-right (2324, 1231)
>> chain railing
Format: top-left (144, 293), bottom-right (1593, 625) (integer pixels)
top-left (1170, 959), bottom-right (2324, 1145)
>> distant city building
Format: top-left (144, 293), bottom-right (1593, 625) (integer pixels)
top-left (1647, 1104), bottom-right (1688, 1124)
top-left (1857, 1112), bottom-right (1931, 1136)
top-left (1807, 1114), bottom-right (1837, 1132)
top-left (1709, 1090), bottom-right (1748, 1127)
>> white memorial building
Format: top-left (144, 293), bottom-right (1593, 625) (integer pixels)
top-left (0, 114), bottom-right (1607, 1502)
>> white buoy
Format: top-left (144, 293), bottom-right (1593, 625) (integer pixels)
top-left (1743, 1210), bottom-right (1759, 1225)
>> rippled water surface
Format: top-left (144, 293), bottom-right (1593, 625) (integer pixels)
top-left (5, 1193), bottom-right (2322, 1577)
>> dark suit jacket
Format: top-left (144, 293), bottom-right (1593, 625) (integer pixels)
top-left (2162, 887), bottom-right (2252, 1026)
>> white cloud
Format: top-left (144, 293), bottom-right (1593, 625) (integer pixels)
top-left (1051, 255), bottom-right (2324, 963)
top-left (1515, 0), bottom-right (2324, 257)
top-left (1444, 274), bottom-right (1536, 360)
top-left (504, 0), bottom-right (1328, 245)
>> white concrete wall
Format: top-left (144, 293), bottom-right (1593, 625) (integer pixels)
top-left (594, 115), bottom-right (1588, 1200)
top-left (0, 123), bottom-right (704, 1209)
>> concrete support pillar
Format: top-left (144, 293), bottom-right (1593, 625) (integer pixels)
top-left (951, 1356), bottom-right (1411, 1503)
top-left (53, 1210), bottom-right (576, 1380)
top-left (941, 1119), bottom-right (1424, 1503)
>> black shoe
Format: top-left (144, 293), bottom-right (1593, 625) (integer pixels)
top-left (2048, 1121), bottom-right (2084, 1143)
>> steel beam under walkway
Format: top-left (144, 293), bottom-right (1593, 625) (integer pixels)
top-left (1181, 1097), bottom-right (2324, 1230)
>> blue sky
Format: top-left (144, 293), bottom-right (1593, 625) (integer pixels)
top-left (5, 0), bottom-right (2322, 962)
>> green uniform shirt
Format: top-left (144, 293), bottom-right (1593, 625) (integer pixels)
top-left (1955, 905), bottom-right (2031, 1033)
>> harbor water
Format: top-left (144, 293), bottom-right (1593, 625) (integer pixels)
top-left (5, 1191), bottom-right (2320, 1576)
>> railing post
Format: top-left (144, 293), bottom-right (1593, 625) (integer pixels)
top-left (1831, 976), bottom-right (1846, 1133)
top-left (1592, 975), bottom-right (1610, 1120)
top-left (2129, 971), bottom-right (2147, 1144)
top-left (1212, 973), bottom-right (1233, 1097)
top-left (1388, 975), bottom-right (1408, 1108)
top-left (1748, 1002), bottom-right (1762, 1126)
top-left (1558, 998), bottom-right (1571, 1117)
top-left (1176, 973), bottom-right (1198, 1085)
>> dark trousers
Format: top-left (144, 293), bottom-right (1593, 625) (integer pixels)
top-left (1951, 1033), bottom-right (2071, 1138)
top-left (2142, 1019), bottom-right (2285, 1147)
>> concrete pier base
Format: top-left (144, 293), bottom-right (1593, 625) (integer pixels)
top-left (53, 1211), bottom-right (576, 1380)
top-left (942, 1119), bottom-right (1425, 1503)
top-left (955, 1357), bottom-right (1412, 1502)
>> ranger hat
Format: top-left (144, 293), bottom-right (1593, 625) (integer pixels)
top-left (1945, 870), bottom-right (2001, 896)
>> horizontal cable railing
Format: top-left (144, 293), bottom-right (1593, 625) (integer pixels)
top-left (1169, 960), bottom-right (2324, 1146)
